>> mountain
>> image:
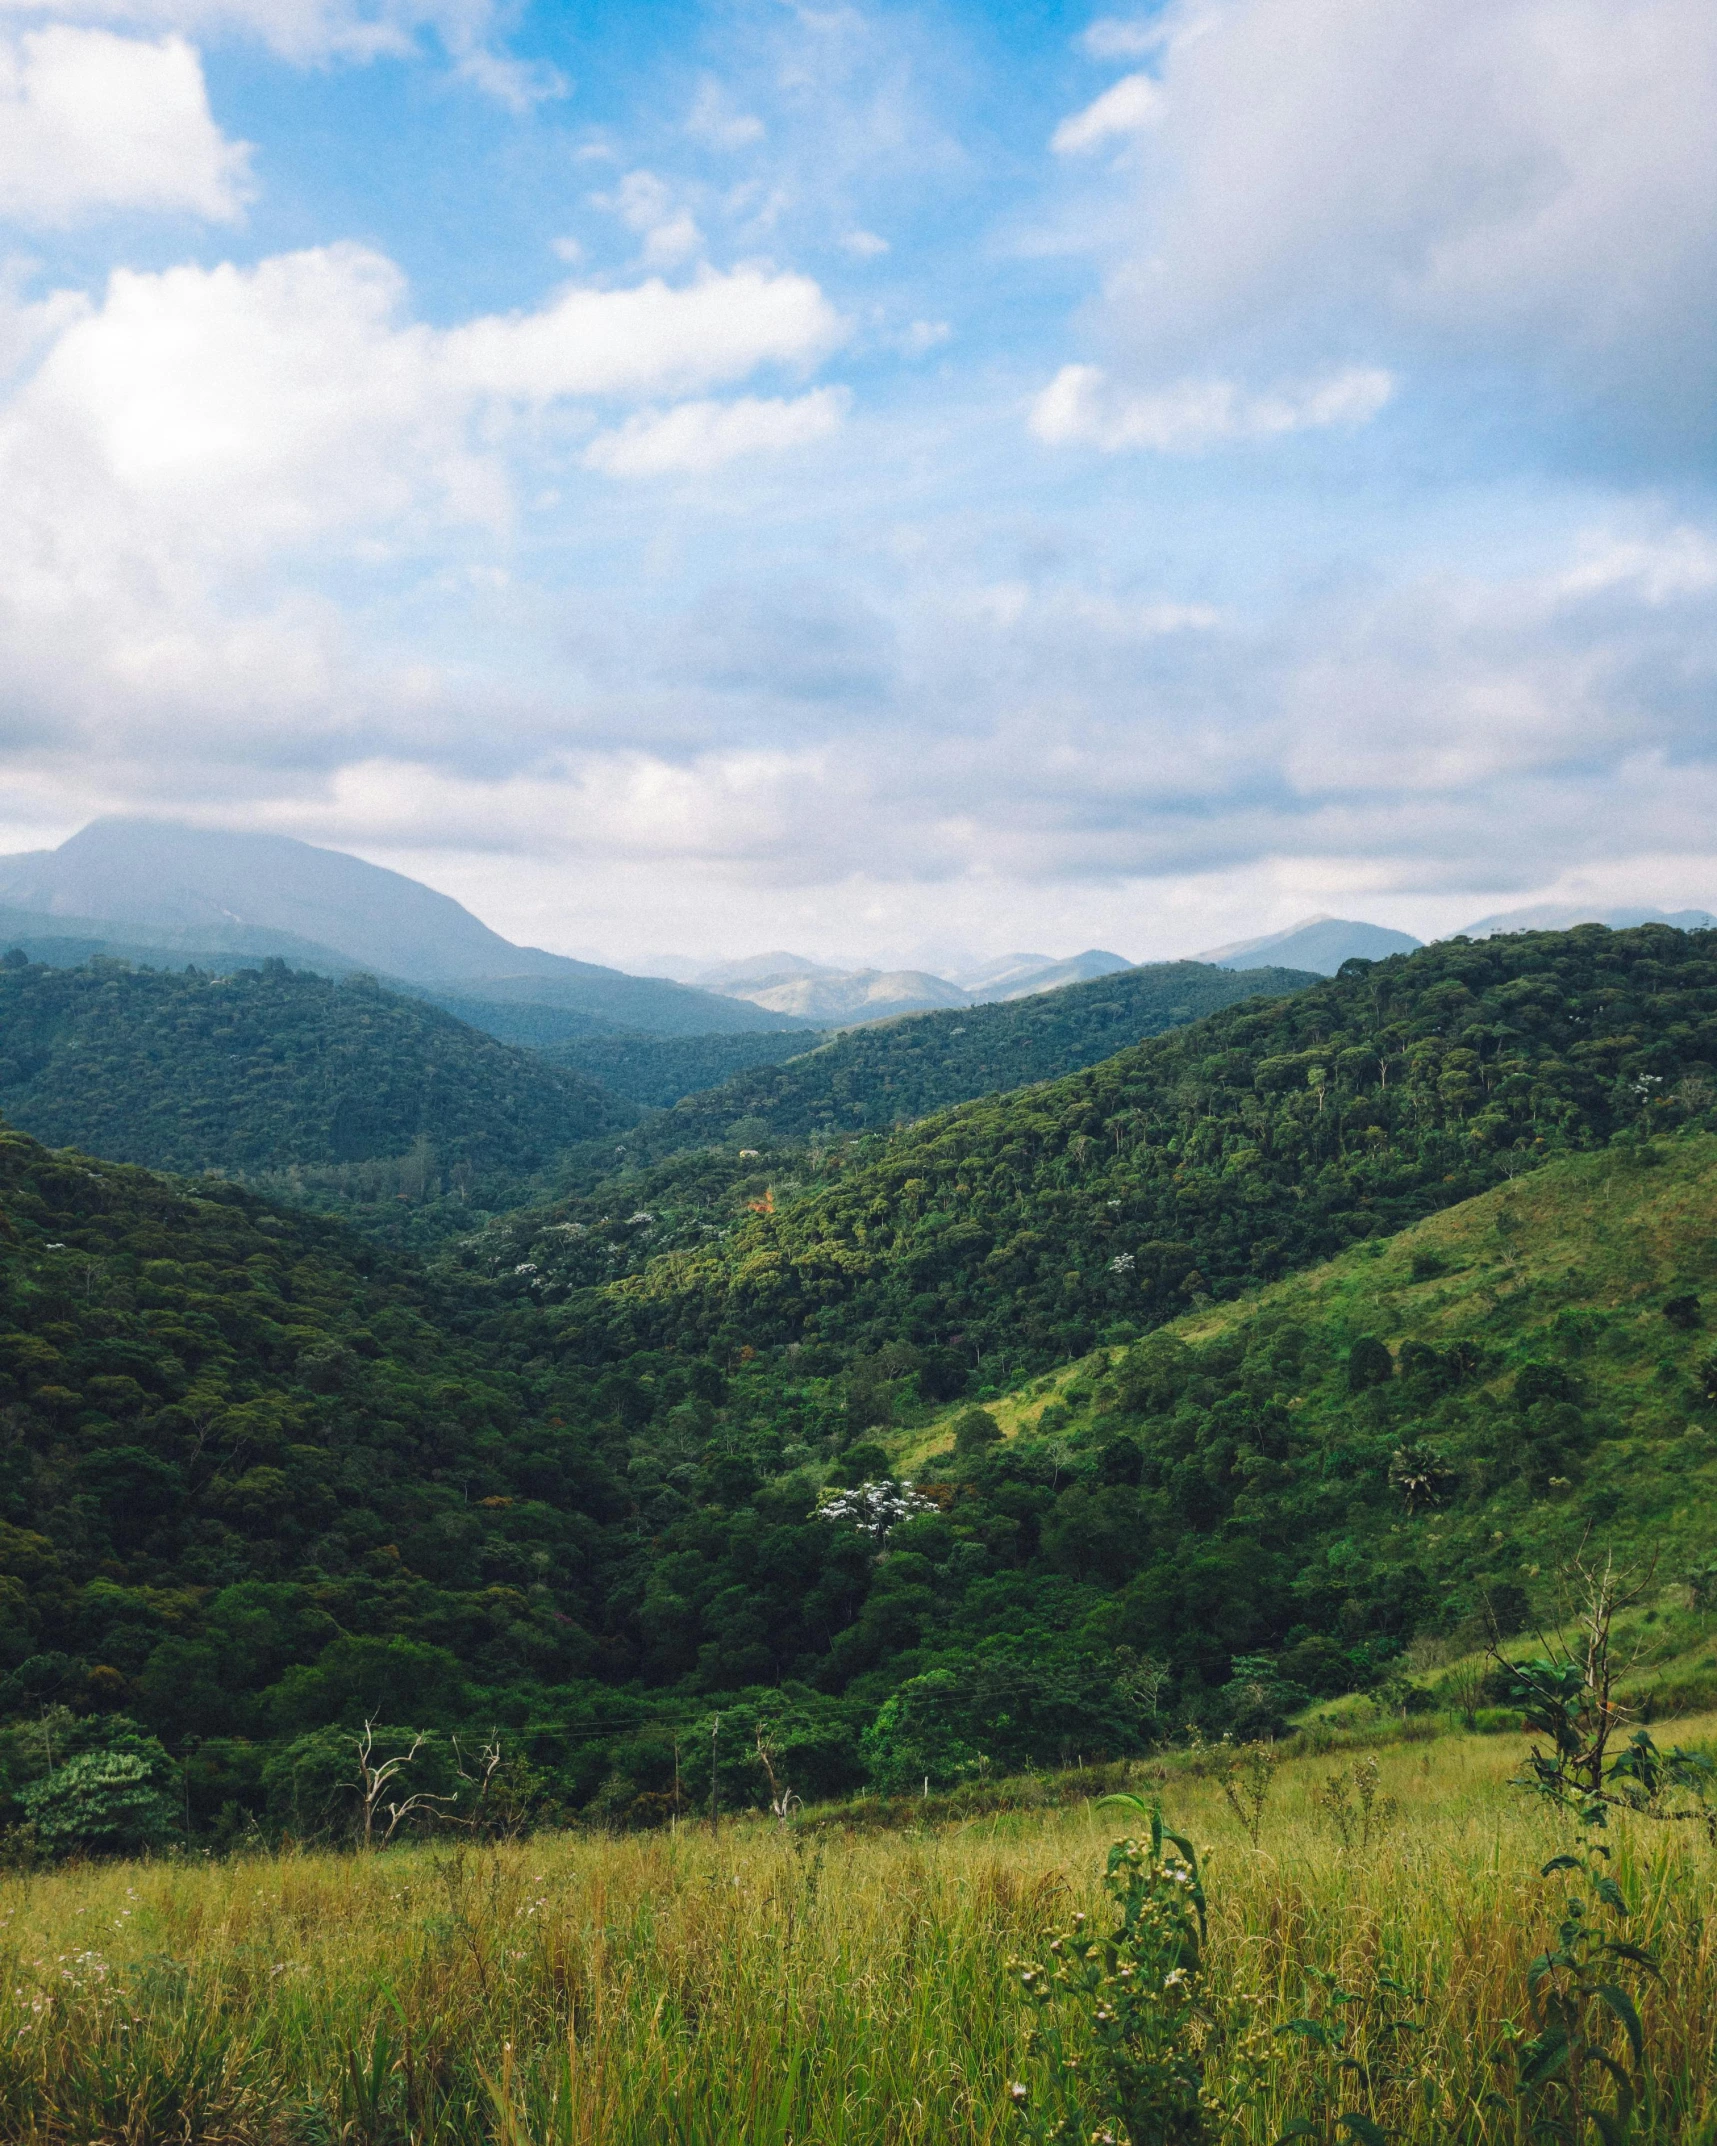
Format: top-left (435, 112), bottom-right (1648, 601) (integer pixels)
top-left (666, 948), bottom-right (1138, 1025)
top-left (1459, 902), bottom-right (1717, 936)
top-left (0, 955), bottom-right (631, 1232)
top-left (731, 967), bottom-right (971, 1023)
top-left (0, 898), bottom-right (373, 978)
top-left (1197, 915), bottom-right (1423, 973)
top-left (0, 1123), bottom-right (632, 1783)
top-left (0, 821), bottom-right (801, 1038)
top-left (584, 958), bottom-right (1319, 1167)
top-left (965, 949), bottom-right (1133, 1001)
top-left (679, 952), bottom-right (836, 992)
top-left (543, 1027), bottom-right (830, 1110)
top-left (868, 1126), bottom-right (1717, 1740)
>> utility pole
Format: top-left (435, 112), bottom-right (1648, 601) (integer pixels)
top-left (709, 1713), bottom-right (721, 1836)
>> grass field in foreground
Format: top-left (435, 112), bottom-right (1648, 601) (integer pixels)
top-left (5, 1721), bottom-right (1717, 2144)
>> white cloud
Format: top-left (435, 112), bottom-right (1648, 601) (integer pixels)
top-left (1067, 0), bottom-right (1717, 446)
top-left (0, 242), bottom-right (849, 754)
top-left (442, 262), bottom-right (844, 404)
top-left (1030, 361), bottom-right (1393, 451)
top-left (841, 230), bottom-right (890, 258)
top-left (583, 387), bottom-right (850, 476)
top-left (1078, 16), bottom-right (1168, 59)
top-left (898, 319), bottom-right (951, 358)
top-left (1051, 70), bottom-right (1162, 154)
top-left (688, 76), bottom-right (765, 150)
top-left (0, 27), bottom-right (250, 224)
top-left (591, 171), bottom-right (705, 269)
top-left (0, 0), bottom-right (563, 101)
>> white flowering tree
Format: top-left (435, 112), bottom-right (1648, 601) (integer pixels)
top-left (817, 1479), bottom-right (937, 1547)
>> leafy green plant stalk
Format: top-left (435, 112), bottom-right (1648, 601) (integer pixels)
top-left (1009, 1796), bottom-right (1209, 2146)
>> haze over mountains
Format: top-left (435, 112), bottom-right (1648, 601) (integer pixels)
top-left (659, 948), bottom-right (1135, 1024)
top-left (0, 821), bottom-right (800, 1040)
top-left (2, 825), bottom-right (1711, 1041)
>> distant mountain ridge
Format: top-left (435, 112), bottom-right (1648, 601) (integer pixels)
top-left (662, 946), bottom-right (1137, 1024)
top-left (0, 821), bottom-right (800, 1038)
top-left (1196, 915), bottom-right (1424, 973)
top-left (1459, 902), bottom-right (1717, 936)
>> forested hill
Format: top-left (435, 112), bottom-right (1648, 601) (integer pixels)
top-left (542, 1026), bottom-right (831, 1109)
top-left (0, 956), bottom-right (631, 1203)
top-left (0, 1125), bottom-right (640, 1785)
top-left (542, 926), bottom-right (1717, 1381)
top-left (576, 959), bottom-right (1318, 1165)
top-left (8, 1097), bottom-right (1717, 1832)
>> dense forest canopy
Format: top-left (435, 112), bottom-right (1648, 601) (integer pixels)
top-left (0, 955), bottom-right (631, 1224)
top-left (545, 927), bottom-right (1717, 1381)
top-left (4, 923), bottom-right (1717, 1839)
top-left (541, 1027), bottom-right (831, 1109)
top-left (588, 959), bottom-right (1317, 1165)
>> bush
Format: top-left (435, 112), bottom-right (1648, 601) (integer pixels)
top-left (1347, 1336), bottom-right (1394, 1391)
top-left (22, 1743), bottom-right (175, 1858)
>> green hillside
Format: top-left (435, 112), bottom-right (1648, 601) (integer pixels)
top-left (0, 1124), bottom-right (654, 1812)
top-left (585, 958), bottom-right (1317, 1166)
top-left (0, 956), bottom-right (632, 1229)
top-left (14, 1118), bottom-right (1708, 1835)
top-left (542, 1025), bottom-right (831, 1107)
top-left (549, 926), bottom-right (1717, 1384)
top-left (8, 924), bottom-right (1717, 1842)
top-left (881, 1131), bottom-right (1717, 1737)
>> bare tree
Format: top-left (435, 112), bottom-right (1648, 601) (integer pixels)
top-left (352, 1720), bottom-right (458, 1850)
top-left (754, 1721), bottom-right (802, 1828)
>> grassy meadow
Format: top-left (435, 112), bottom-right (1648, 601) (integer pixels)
top-left (5, 1720), bottom-right (1717, 2144)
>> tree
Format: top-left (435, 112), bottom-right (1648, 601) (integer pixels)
top-left (860, 1671), bottom-right (987, 1794)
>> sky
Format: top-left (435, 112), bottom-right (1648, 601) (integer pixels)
top-left (0, 0), bottom-right (1714, 971)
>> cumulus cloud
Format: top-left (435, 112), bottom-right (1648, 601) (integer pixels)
top-left (583, 387), bottom-right (850, 476)
top-left (0, 239), bottom-right (850, 787)
top-left (0, 241), bottom-right (842, 544)
top-left (1057, 0), bottom-right (1717, 452)
top-left (442, 262), bottom-right (843, 404)
top-left (1031, 362), bottom-right (1393, 451)
top-left (0, 27), bottom-right (250, 224)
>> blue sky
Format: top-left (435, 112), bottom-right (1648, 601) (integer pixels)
top-left (0, 0), bottom-right (1713, 967)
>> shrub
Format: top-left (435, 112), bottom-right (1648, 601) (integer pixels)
top-left (22, 1743), bottom-right (175, 1859)
top-left (1346, 1338), bottom-right (1393, 1392)
top-left (953, 1407), bottom-right (1004, 1454)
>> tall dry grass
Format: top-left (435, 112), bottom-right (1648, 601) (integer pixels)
top-left (3, 1725), bottom-right (1716, 2144)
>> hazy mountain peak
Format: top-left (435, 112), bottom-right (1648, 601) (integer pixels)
top-left (1196, 916), bottom-right (1422, 976)
top-left (0, 820), bottom-right (802, 1036)
top-left (1457, 902), bottom-right (1717, 938)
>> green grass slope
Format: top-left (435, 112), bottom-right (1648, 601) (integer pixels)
top-left (584, 958), bottom-right (1318, 1166)
top-left (0, 956), bottom-right (633, 1228)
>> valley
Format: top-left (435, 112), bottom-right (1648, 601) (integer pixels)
top-left (4, 904), bottom-right (1717, 2145)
